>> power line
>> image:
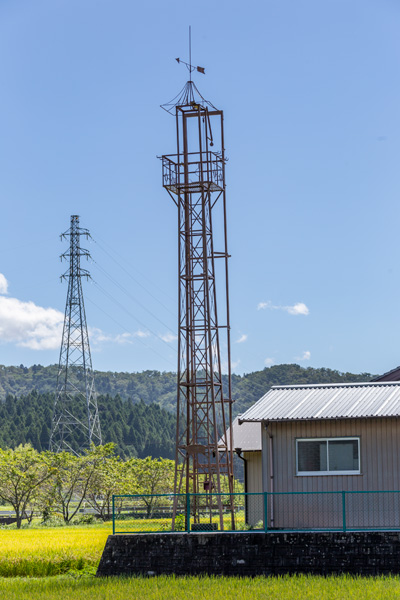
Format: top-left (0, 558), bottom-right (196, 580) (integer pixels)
top-left (91, 279), bottom-right (178, 353)
top-left (86, 228), bottom-right (176, 307)
top-left (91, 258), bottom-right (176, 336)
top-left (92, 237), bottom-right (177, 317)
top-left (85, 294), bottom-right (176, 370)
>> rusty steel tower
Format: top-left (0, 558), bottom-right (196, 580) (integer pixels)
top-left (161, 43), bottom-right (235, 529)
top-left (50, 215), bottom-right (102, 454)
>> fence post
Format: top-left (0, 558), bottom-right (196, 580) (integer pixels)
top-left (264, 492), bottom-right (268, 533)
top-left (112, 495), bottom-right (115, 535)
top-left (342, 491), bottom-right (346, 532)
top-left (186, 494), bottom-right (190, 534)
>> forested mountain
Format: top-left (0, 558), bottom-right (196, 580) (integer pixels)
top-left (0, 362), bottom-right (375, 413)
top-left (0, 365), bottom-right (177, 410)
top-left (0, 391), bottom-right (175, 459)
top-left (0, 363), bottom-right (376, 457)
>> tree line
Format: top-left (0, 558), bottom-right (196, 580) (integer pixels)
top-left (0, 444), bottom-right (176, 528)
top-left (0, 392), bottom-right (176, 459)
top-left (0, 444), bottom-right (243, 529)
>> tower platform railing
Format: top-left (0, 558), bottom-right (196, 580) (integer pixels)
top-left (162, 151), bottom-right (224, 194)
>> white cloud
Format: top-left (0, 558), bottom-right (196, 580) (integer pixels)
top-left (0, 273), bottom-right (151, 352)
top-left (91, 329), bottom-right (134, 345)
top-left (235, 334), bottom-right (248, 344)
top-left (287, 302), bottom-right (309, 316)
top-left (133, 330), bottom-right (150, 339)
top-left (220, 358), bottom-right (241, 373)
top-left (116, 333), bottom-right (133, 344)
top-left (0, 295), bottom-right (64, 350)
top-left (160, 332), bottom-right (178, 343)
top-left (90, 328), bottom-right (111, 343)
top-left (0, 274), bottom-right (8, 295)
top-left (92, 329), bottom-right (153, 346)
top-left (257, 301), bottom-right (309, 316)
top-left (296, 350), bottom-right (311, 361)
top-left (264, 358), bottom-right (275, 367)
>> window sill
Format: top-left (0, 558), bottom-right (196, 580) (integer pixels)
top-left (296, 471), bottom-right (362, 477)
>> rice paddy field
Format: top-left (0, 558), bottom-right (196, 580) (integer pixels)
top-left (2, 525), bottom-right (400, 599)
top-left (0, 524), bottom-right (110, 577)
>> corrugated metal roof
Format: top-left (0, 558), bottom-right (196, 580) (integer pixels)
top-left (218, 417), bottom-right (262, 451)
top-left (226, 417), bottom-right (262, 451)
top-left (240, 381), bottom-right (400, 423)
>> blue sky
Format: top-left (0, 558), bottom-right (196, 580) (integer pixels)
top-left (0, 0), bottom-right (399, 376)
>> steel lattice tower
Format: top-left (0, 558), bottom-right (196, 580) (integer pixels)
top-left (50, 215), bottom-right (101, 454)
top-left (161, 64), bottom-right (235, 529)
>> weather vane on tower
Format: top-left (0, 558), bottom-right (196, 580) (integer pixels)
top-left (175, 26), bottom-right (205, 81)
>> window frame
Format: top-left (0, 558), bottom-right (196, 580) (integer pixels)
top-left (296, 436), bottom-right (361, 476)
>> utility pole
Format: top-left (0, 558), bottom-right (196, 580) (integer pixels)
top-left (50, 215), bottom-right (101, 454)
top-left (161, 37), bottom-right (235, 530)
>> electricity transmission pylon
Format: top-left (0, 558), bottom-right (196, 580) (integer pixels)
top-left (50, 215), bottom-right (101, 454)
top-left (161, 45), bottom-right (235, 530)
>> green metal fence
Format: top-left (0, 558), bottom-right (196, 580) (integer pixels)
top-left (112, 490), bottom-right (400, 534)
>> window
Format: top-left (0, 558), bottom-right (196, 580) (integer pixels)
top-left (296, 437), bottom-right (360, 475)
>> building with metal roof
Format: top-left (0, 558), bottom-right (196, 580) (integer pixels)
top-left (240, 381), bottom-right (400, 423)
top-left (237, 381), bottom-right (400, 530)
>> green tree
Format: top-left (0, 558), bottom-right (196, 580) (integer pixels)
top-left (127, 456), bottom-right (175, 517)
top-left (86, 451), bottom-right (132, 521)
top-left (52, 444), bottom-right (115, 523)
top-left (0, 445), bottom-right (54, 528)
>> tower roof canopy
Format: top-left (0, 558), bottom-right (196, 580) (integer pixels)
top-left (161, 80), bottom-right (217, 115)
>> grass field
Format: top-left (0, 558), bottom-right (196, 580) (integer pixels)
top-left (3, 525), bottom-right (400, 599)
top-left (2, 574), bottom-right (400, 600)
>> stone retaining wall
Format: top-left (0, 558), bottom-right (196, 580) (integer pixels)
top-left (97, 531), bottom-right (400, 577)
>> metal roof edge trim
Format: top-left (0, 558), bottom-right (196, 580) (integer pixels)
top-left (240, 414), bottom-right (400, 423)
top-left (269, 381), bottom-right (400, 390)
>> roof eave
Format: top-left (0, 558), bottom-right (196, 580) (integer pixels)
top-left (240, 414), bottom-right (400, 424)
